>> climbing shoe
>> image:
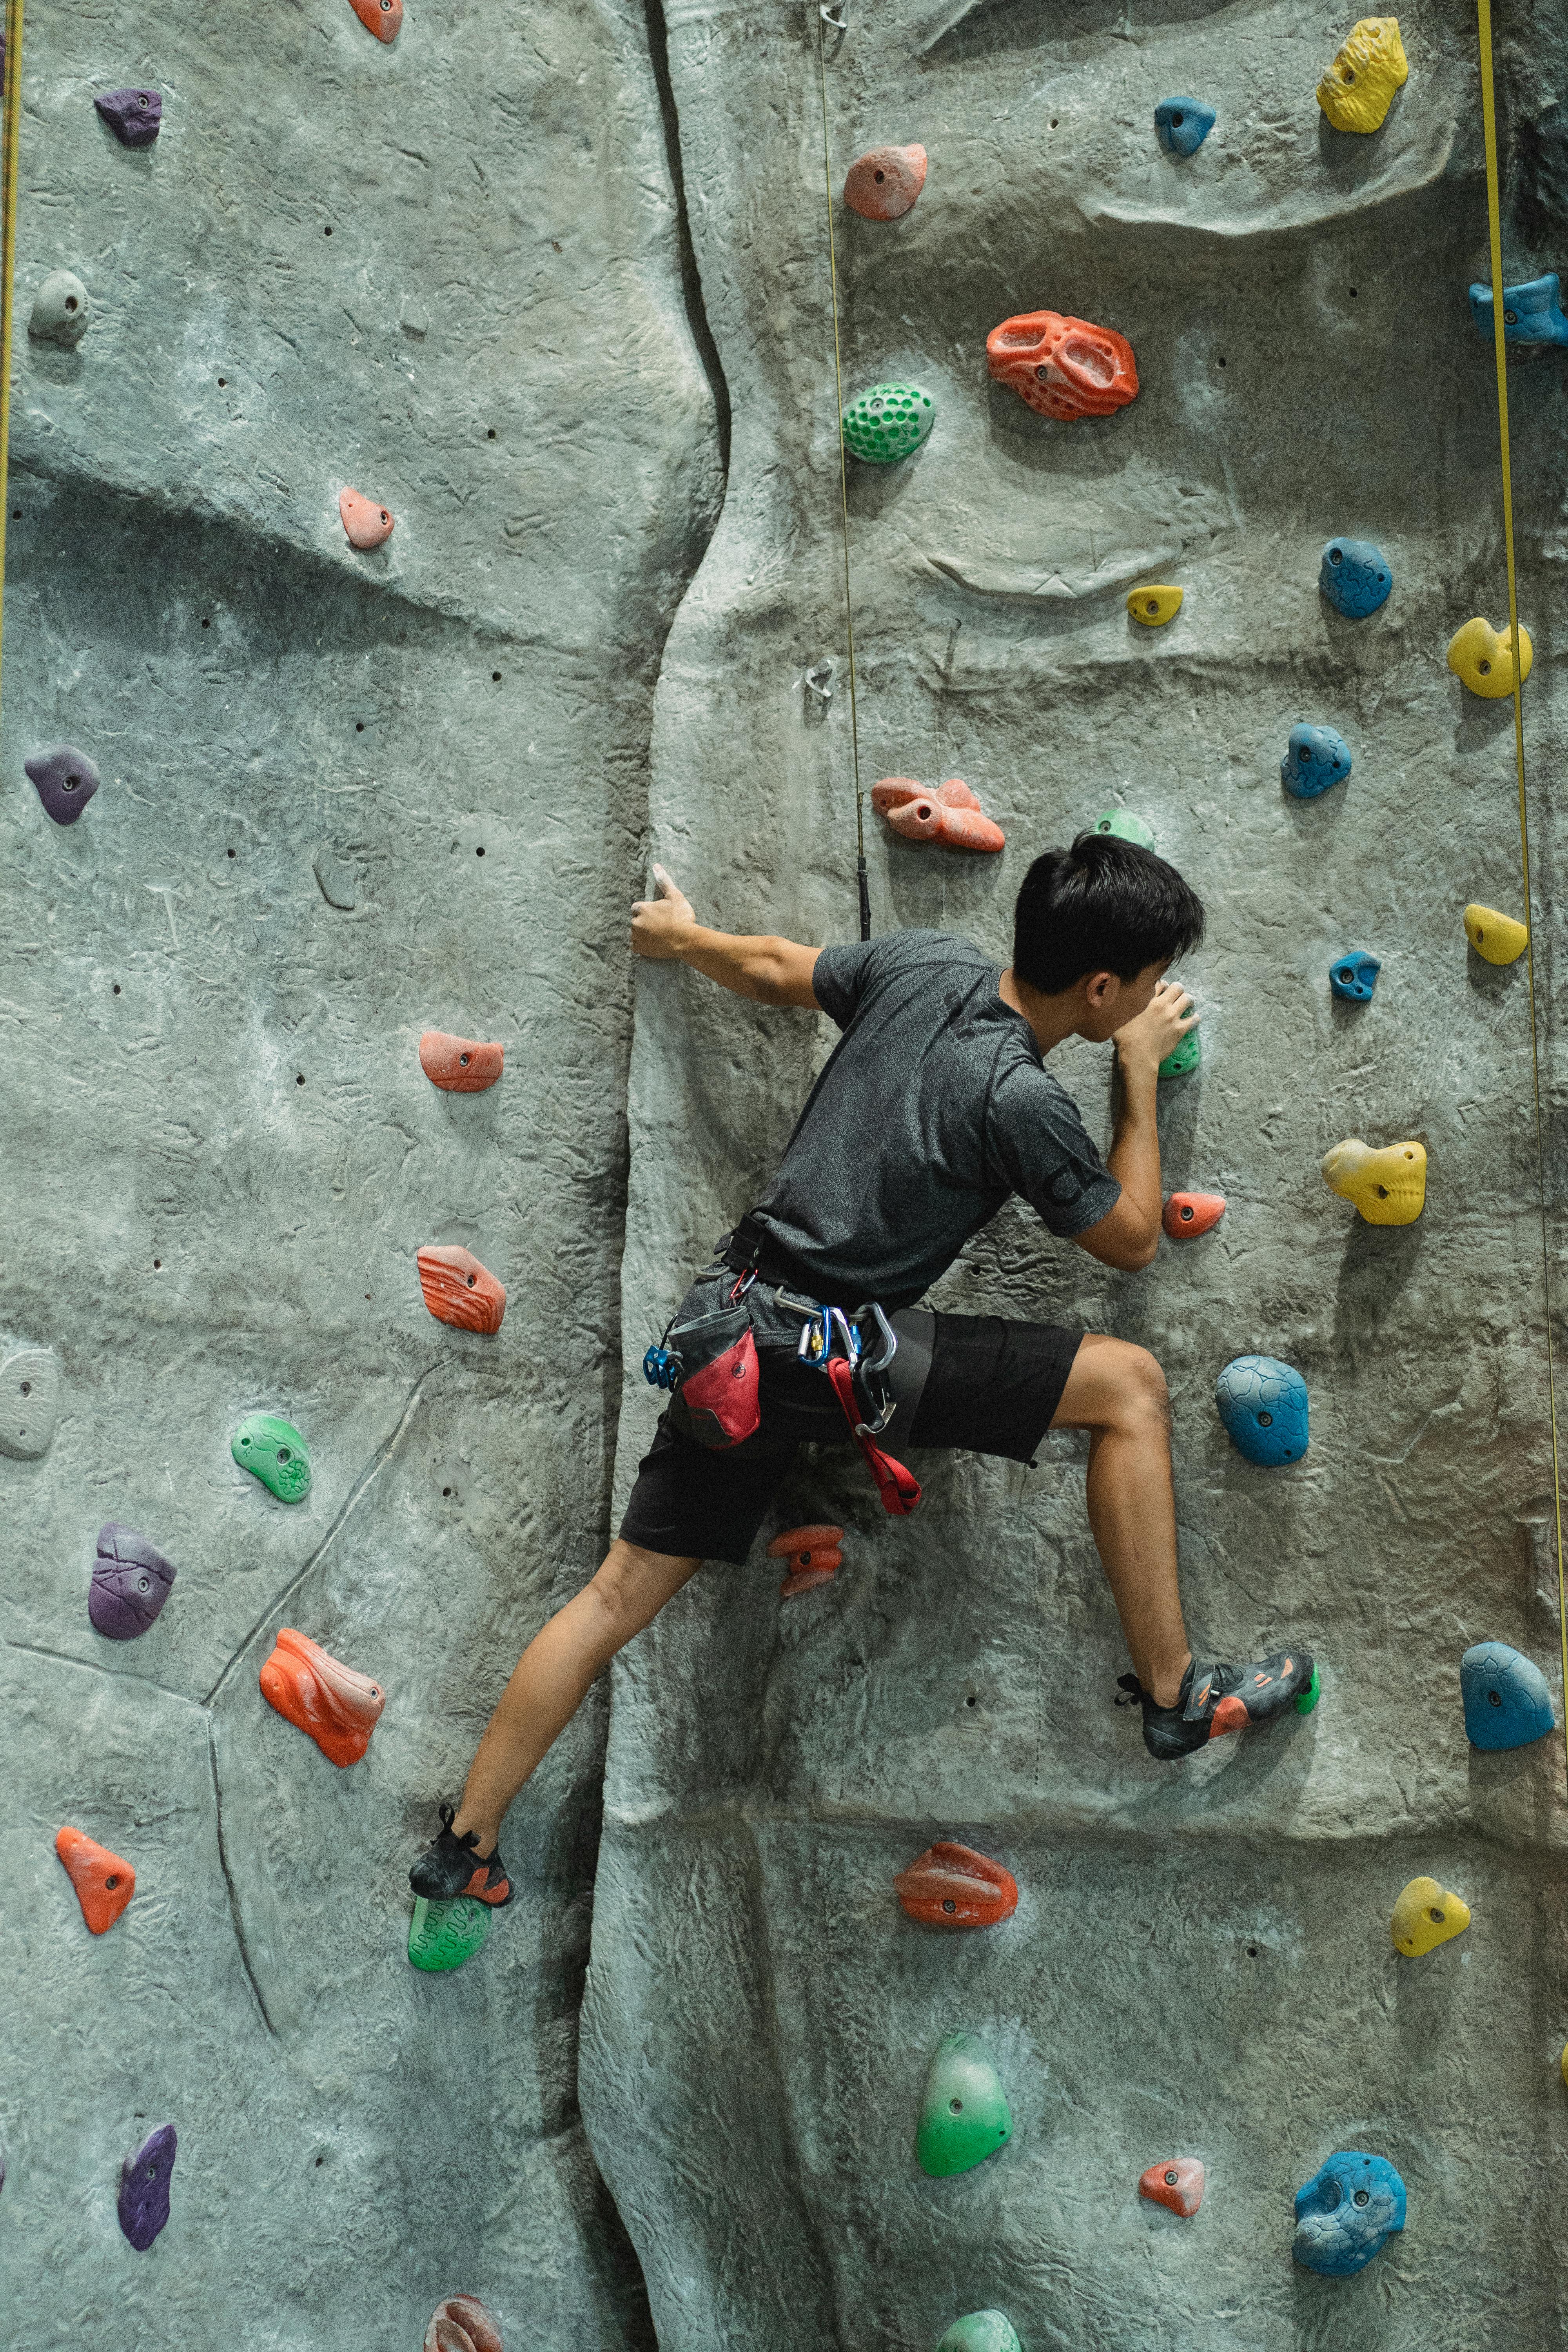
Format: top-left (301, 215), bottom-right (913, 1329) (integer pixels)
top-left (1118, 1650), bottom-right (1318, 1762)
top-left (408, 1802), bottom-right (512, 1906)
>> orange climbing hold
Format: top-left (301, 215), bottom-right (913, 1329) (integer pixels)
top-left (339, 486), bottom-right (395, 548)
top-left (844, 143), bottom-right (928, 221)
top-left (986, 310), bottom-right (1139, 422)
top-left (1163, 1192), bottom-right (1226, 1239)
top-left (1140, 2157), bottom-right (1205, 2217)
top-left (417, 1245), bottom-right (507, 1335)
top-left (767, 1522), bottom-right (845, 1598)
top-left (419, 1031), bottom-right (505, 1092)
top-left (348, 0), bottom-right (402, 42)
top-left (55, 1826), bottom-right (136, 1934)
top-left (260, 1626), bottom-right (385, 1767)
top-left (876, 777), bottom-right (1004, 853)
top-left (894, 1841), bottom-right (1020, 1929)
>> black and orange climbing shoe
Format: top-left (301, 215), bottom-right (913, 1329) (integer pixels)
top-left (1119, 1650), bottom-right (1319, 1762)
top-left (408, 1802), bottom-right (512, 1906)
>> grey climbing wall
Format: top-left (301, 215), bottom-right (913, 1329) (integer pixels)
top-left (581, 0), bottom-right (1568, 2347)
top-left (0, 1), bottom-right (718, 2346)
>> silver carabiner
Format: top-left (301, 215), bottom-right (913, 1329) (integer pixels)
top-left (820, 0), bottom-right (847, 27)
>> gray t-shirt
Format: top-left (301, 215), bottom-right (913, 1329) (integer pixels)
top-left (744, 928), bottom-right (1121, 1309)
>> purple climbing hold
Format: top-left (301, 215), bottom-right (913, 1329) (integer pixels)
top-left (25, 744), bottom-right (100, 826)
top-left (118, 2123), bottom-right (176, 2251)
top-left (90, 1522), bottom-right (177, 1641)
top-left (94, 88), bottom-right (163, 147)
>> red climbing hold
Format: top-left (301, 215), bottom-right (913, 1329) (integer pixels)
top-left (339, 486), bottom-right (395, 548)
top-left (844, 143), bottom-right (928, 221)
top-left (893, 1840), bottom-right (1020, 1929)
top-left (417, 1245), bottom-right (507, 1335)
top-left (425, 2297), bottom-right (505, 2352)
top-left (877, 777), bottom-right (1004, 853)
top-left (348, 0), bottom-right (402, 41)
top-left (1140, 2157), bottom-right (1205, 2216)
top-left (259, 1626), bottom-right (385, 1767)
top-left (986, 310), bottom-right (1139, 422)
top-left (1162, 1192), bottom-right (1226, 1239)
top-left (55, 1825), bottom-right (135, 1934)
top-left (419, 1031), bottom-right (505, 1093)
top-left (767, 1522), bottom-right (845, 1599)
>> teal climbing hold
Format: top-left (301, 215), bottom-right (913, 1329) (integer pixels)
top-left (937, 2317), bottom-right (1022, 2352)
top-left (1094, 810), bottom-right (1154, 847)
top-left (1468, 272), bottom-right (1568, 348)
top-left (1461, 1641), bottom-right (1554, 1751)
top-left (408, 1893), bottom-right (490, 1972)
top-left (1158, 1029), bottom-right (1200, 1079)
top-left (842, 382), bottom-right (936, 465)
top-left (916, 2031), bottom-right (1013, 2178)
top-left (1330, 950), bottom-right (1380, 1004)
top-left (231, 1413), bottom-right (312, 1504)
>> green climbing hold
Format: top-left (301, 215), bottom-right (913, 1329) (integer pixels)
top-left (916, 2031), bottom-right (1013, 2178)
top-left (1158, 1029), bottom-right (1200, 1080)
top-left (408, 1894), bottom-right (490, 1973)
top-left (937, 2316), bottom-right (1022, 2352)
top-left (231, 1412), bottom-right (312, 1504)
top-left (1295, 1662), bottom-right (1321, 1715)
top-left (842, 381), bottom-right (936, 465)
top-left (1094, 810), bottom-right (1155, 847)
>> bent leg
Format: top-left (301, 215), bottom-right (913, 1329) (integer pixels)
top-left (452, 1539), bottom-right (701, 1853)
top-left (1051, 1334), bottom-right (1191, 1706)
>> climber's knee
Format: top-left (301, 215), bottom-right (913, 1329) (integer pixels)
top-left (1051, 1334), bottom-right (1171, 1437)
top-left (582, 1537), bottom-right (701, 1659)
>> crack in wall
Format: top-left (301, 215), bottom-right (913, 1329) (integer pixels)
top-left (207, 1718), bottom-right (278, 2038)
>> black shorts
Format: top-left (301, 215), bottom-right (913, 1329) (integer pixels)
top-left (619, 1280), bottom-right (1082, 1566)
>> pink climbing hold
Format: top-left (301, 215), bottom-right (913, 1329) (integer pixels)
top-left (844, 143), bottom-right (928, 221)
top-left (875, 777), bottom-right (1003, 853)
top-left (1140, 2157), bottom-right (1205, 2216)
top-left (417, 1244), bottom-right (507, 1335)
top-left (419, 1031), bottom-right (505, 1092)
top-left (348, 0), bottom-right (403, 40)
top-left (339, 486), bottom-right (395, 549)
top-left (425, 2297), bottom-right (505, 2352)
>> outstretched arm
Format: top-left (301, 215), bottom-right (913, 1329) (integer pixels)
top-left (630, 864), bottom-right (822, 1009)
top-left (1074, 980), bottom-right (1197, 1271)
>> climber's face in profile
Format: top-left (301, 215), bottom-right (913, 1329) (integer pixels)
top-left (1072, 957), bottom-right (1174, 1045)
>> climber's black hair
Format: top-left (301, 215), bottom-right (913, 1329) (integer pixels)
top-left (1012, 832), bottom-right (1205, 996)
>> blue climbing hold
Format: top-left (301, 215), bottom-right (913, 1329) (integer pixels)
top-left (1292, 2152), bottom-right (1406, 2277)
top-left (1319, 537), bottom-right (1392, 619)
top-left (1215, 1354), bottom-right (1308, 1467)
top-left (1468, 272), bottom-right (1568, 349)
top-left (1154, 96), bottom-right (1215, 156)
top-left (1330, 950), bottom-right (1380, 1004)
top-left (1281, 725), bottom-right (1351, 800)
top-left (1460, 1641), bottom-right (1555, 1751)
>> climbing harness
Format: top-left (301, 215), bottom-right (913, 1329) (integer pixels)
top-left (0, 0), bottom-right (25, 717)
top-left (775, 1286), bottom-right (921, 1515)
top-left (1475, 0), bottom-right (1568, 1790)
top-left (814, 0), bottom-right (870, 941)
top-left (649, 1269), bottom-right (763, 1450)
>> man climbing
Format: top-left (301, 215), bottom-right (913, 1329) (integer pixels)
top-left (411, 831), bottom-right (1314, 1913)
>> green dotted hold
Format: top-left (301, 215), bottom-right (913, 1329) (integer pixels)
top-left (916, 2030), bottom-right (1013, 2179)
top-left (841, 381), bottom-right (936, 465)
top-left (937, 2318), bottom-right (1023, 2352)
top-left (408, 1894), bottom-right (490, 1973)
top-left (1094, 809), bottom-right (1155, 848)
top-left (1295, 1662), bottom-right (1322, 1715)
top-left (231, 1412), bottom-right (312, 1504)
top-left (1158, 1029), bottom-right (1201, 1080)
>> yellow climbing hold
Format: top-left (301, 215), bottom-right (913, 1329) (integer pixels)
top-left (1561, 2042), bottom-right (1568, 2089)
top-left (1317, 16), bottom-right (1408, 133)
top-left (1128, 585), bottom-right (1183, 628)
top-left (1390, 1875), bottom-right (1470, 1958)
top-left (1321, 1138), bottom-right (1426, 1226)
top-left (1446, 616), bottom-right (1532, 699)
top-left (1463, 903), bottom-right (1528, 965)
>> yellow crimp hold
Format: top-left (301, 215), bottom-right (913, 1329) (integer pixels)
top-left (1446, 615), bottom-right (1532, 699)
top-left (1464, 902), bottom-right (1528, 964)
top-left (1317, 16), bottom-right (1408, 132)
top-left (1391, 1875), bottom-right (1470, 1958)
top-left (1128, 585), bottom-right (1183, 628)
top-left (1321, 1138), bottom-right (1426, 1226)
top-left (1561, 2042), bottom-right (1568, 2090)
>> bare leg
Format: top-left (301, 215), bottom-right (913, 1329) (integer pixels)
top-left (452, 1538), bottom-right (701, 1854)
top-left (1051, 1334), bottom-right (1191, 1706)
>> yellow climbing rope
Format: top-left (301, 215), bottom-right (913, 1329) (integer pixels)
top-left (1475, 0), bottom-right (1568, 1782)
top-left (0, 0), bottom-right (24, 717)
top-left (814, 7), bottom-right (871, 939)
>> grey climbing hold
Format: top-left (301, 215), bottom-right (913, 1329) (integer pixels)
top-left (94, 88), bottom-right (162, 147)
top-left (804, 659), bottom-right (835, 703)
top-left (0, 1347), bottom-right (62, 1459)
top-left (937, 2317), bottom-right (1022, 2352)
top-left (29, 270), bottom-right (90, 348)
top-left (25, 745), bottom-right (101, 826)
top-left (401, 299), bottom-right (430, 339)
top-left (313, 845), bottom-right (358, 910)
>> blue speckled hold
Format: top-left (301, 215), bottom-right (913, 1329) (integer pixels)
top-left (1319, 537), bottom-right (1392, 619)
top-left (1216, 1354), bottom-right (1308, 1467)
top-left (1468, 271), bottom-right (1568, 348)
top-left (1293, 2152), bottom-right (1405, 2277)
top-left (1461, 1640), bottom-right (1555, 1751)
top-left (1330, 949), bottom-right (1380, 1004)
top-left (1154, 96), bottom-right (1215, 156)
top-left (1281, 725), bottom-right (1351, 800)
